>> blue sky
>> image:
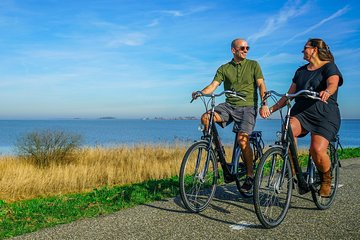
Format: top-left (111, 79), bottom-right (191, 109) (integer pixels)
top-left (0, 0), bottom-right (359, 119)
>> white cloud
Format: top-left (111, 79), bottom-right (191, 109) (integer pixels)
top-left (248, 0), bottom-right (310, 43)
top-left (147, 19), bottom-right (160, 27)
top-left (159, 5), bottom-right (212, 18)
top-left (90, 19), bottom-right (127, 31)
top-left (161, 10), bottom-right (184, 17)
top-left (281, 5), bottom-right (351, 46)
top-left (107, 32), bottom-right (148, 47)
top-left (259, 52), bottom-right (300, 65)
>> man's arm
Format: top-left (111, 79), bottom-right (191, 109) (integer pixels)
top-left (201, 80), bottom-right (220, 94)
top-left (192, 80), bottom-right (220, 99)
top-left (257, 78), bottom-right (271, 118)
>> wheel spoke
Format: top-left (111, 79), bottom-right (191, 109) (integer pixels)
top-left (254, 147), bottom-right (292, 228)
top-left (179, 142), bottom-right (217, 212)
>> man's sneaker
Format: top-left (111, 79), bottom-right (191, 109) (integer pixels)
top-left (240, 176), bottom-right (254, 192)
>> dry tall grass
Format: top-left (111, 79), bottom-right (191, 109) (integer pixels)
top-left (0, 145), bottom-right (192, 202)
top-left (1, 144), bottom-right (303, 202)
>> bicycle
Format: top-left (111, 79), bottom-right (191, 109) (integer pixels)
top-left (253, 89), bottom-right (342, 228)
top-left (179, 90), bottom-right (264, 213)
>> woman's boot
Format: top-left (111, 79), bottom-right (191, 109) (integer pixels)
top-left (319, 169), bottom-right (331, 197)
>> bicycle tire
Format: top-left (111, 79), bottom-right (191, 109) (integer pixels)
top-left (179, 141), bottom-right (218, 212)
top-left (311, 143), bottom-right (339, 210)
top-left (253, 147), bottom-right (293, 228)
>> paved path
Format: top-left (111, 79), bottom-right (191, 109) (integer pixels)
top-left (13, 158), bottom-right (360, 240)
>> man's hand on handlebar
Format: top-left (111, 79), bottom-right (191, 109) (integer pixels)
top-left (191, 91), bottom-right (203, 103)
top-left (259, 104), bottom-right (271, 119)
top-left (192, 91), bottom-right (201, 100)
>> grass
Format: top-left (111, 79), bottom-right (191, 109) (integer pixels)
top-left (0, 177), bottom-right (179, 239)
top-left (0, 146), bottom-right (359, 239)
top-left (0, 145), bottom-right (187, 202)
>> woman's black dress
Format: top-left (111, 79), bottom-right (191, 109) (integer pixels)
top-left (290, 62), bottom-right (343, 141)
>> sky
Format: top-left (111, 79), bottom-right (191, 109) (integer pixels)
top-left (0, 0), bottom-right (359, 119)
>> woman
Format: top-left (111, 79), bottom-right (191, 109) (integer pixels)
top-left (268, 38), bottom-right (343, 197)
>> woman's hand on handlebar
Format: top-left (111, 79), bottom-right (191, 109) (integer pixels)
top-left (319, 89), bottom-right (331, 103)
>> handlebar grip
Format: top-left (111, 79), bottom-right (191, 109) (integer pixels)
top-left (190, 91), bottom-right (203, 103)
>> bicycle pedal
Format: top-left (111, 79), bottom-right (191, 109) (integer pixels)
top-left (297, 186), bottom-right (310, 195)
top-left (224, 175), bottom-right (236, 183)
top-left (292, 179), bottom-right (297, 189)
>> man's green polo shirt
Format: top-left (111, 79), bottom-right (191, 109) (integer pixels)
top-left (213, 59), bottom-right (264, 107)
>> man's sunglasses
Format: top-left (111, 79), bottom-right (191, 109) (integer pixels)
top-left (236, 46), bottom-right (250, 51)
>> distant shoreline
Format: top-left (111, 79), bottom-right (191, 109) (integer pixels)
top-left (0, 118), bottom-right (359, 121)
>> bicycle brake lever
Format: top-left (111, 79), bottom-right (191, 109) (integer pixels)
top-left (308, 95), bottom-right (327, 104)
top-left (238, 96), bottom-right (246, 101)
top-left (229, 93), bottom-right (246, 101)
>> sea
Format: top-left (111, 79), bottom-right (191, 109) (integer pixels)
top-left (0, 119), bottom-right (359, 155)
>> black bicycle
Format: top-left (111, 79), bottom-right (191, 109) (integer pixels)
top-left (179, 90), bottom-right (264, 213)
top-left (253, 89), bottom-right (342, 228)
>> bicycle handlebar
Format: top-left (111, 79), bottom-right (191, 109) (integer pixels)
top-left (191, 90), bottom-right (246, 103)
top-left (264, 89), bottom-right (321, 101)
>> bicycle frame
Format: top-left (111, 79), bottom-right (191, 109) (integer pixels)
top-left (193, 90), bottom-right (263, 183)
top-left (208, 124), bottom-right (264, 179)
top-left (207, 123), bottom-right (234, 181)
top-left (253, 89), bottom-right (342, 228)
top-left (267, 89), bottom-right (340, 193)
top-left (179, 90), bottom-right (264, 212)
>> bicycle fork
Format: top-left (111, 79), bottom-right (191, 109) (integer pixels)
top-left (266, 152), bottom-right (289, 194)
top-left (196, 148), bottom-right (208, 183)
top-left (306, 154), bottom-right (316, 184)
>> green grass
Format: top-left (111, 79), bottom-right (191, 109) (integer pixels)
top-left (338, 147), bottom-right (360, 159)
top-left (0, 177), bottom-right (179, 239)
top-left (0, 147), bottom-right (359, 239)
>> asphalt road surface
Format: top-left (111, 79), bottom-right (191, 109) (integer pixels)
top-left (13, 158), bottom-right (360, 240)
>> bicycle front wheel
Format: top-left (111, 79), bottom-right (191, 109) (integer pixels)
top-left (311, 143), bottom-right (339, 210)
top-left (179, 141), bottom-right (218, 212)
top-left (253, 147), bottom-right (293, 228)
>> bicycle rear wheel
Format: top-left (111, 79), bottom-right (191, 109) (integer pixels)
top-left (253, 147), bottom-right (293, 228)
top-left (311, 143), bottom-right (339, 210)
top-left (179, 141), bottom-right (218, 212)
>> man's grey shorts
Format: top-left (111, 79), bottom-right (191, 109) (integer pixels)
top-left (214, 102), bottom-right (257, 134)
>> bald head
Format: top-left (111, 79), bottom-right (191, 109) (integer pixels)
top-left (231, 38), bottom-right (247, 49)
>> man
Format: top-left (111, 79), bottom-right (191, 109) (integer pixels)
top-left (192, 38), bottom-right (270, 192)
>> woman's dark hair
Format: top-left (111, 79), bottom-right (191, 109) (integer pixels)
top-left (308, 38), bottom-right (334, 62)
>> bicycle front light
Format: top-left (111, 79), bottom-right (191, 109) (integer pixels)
top-left (198, 124), bottom-right (205, 132)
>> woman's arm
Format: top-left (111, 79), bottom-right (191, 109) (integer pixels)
top-left (269, 83), bottom-right (297, 113)
top-left (319, 75), bottom-right (340, 102)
